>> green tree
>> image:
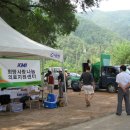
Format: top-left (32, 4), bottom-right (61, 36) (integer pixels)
top-left (73, 15), bottom-right (124, 45)
top-left (0, 0), bottom-right (78, 47)
top-left (109, 42), bottom-right (130, 65)
top-left (54, 34), bottom-right (102, 72)
top-left (0, 0), bottom-right (101, 47)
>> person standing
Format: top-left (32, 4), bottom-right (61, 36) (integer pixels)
top-left (116, 65), bottom-right (130, 116)
top-left (47, 71), bottom-right (54, 93)
top-left (44, 70), bottom-right (51, 83)
top-left (80, 66), bottom-right (95, 107)
top-left (58, 69), bottom-right (64, 98)
top-left (64, 69), bottom-right (68, 88)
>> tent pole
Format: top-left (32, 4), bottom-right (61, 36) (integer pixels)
top-left (41, 58), bottom-right (44, 101)
top-left (62, 61), bottom-right (68, 105)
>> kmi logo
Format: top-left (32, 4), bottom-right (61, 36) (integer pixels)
top-left (17, 63), bottom-right (27, 67)
top-left (50, 53), bottom-right (60, 59)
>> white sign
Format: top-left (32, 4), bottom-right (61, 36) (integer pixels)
top-left (0, 59), bottom-right (41, 86)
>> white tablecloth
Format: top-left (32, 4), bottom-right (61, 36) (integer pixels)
top-left (0, 90), bottom-right (28, 99)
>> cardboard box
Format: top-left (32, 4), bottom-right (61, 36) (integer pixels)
top-left (10, 103), bottom-right (23, 112)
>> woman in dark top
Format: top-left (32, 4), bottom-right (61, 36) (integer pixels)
top-left (80, 66), bottom-right (95, 107)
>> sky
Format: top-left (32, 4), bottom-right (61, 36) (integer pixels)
top-left (33, 0), bottom-right (130, 12)
top-left (97, 0), bottom-right (130, 11)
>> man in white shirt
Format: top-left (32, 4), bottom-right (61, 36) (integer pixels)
top-left (116, 65), bottom-right (130, 116)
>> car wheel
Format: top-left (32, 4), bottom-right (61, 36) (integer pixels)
top-left (71, 81), bottom-right (81, 92)
top-left (107, 84), bottom-right (116, 93)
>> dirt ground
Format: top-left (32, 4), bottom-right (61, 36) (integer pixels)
top-left (0, 89), bottom-right (121, 130)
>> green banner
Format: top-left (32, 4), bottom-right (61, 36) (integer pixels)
top-left (0, 81), bottom-right (41, 88)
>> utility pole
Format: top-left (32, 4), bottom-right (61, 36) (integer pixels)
top-left (75, 50), bottom-right (78, 73)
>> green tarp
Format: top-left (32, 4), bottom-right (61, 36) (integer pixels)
top-left (92, 53), bottom-right (111, 82)
top-left (101, 53), bottom-right (111, 66)
top-left (92, 62), bottom-right (100, 82)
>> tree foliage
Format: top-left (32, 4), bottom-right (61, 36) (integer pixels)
top-left (72, 0), bottom-right (101, 11)
top-left (74, 15), bottom-right (124, 45)
top-left (43, 33), bottom-right (103, 73)
top-left (56, 34), bottom-right (103, 72)
top-left (109, 42), bottom-right (130, 65)
top-left (0, 0), bottom-right (101, 47)
top-left (42, 10), bottom-right (130, 72)
top-left (83, 10), bottom-right (130, 41)
top-left (0, 0), bottom-right (78, 47)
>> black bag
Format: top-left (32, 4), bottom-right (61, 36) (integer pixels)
top-left (0, 94), bottom-right (10, 105)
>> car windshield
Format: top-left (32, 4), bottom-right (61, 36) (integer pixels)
top-left (53, 68), bottom-right (62, 73)
top-left (69, 73), bottom-right (80, 77)
top-left (114, 66), bottom-right (120, 72)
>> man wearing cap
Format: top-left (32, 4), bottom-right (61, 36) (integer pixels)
top-left (58, 69), bottom-right (64, 98)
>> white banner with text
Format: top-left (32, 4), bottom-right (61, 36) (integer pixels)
top-left (0, 59), bottom-right (41, 87)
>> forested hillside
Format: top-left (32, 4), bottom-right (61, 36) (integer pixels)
top-left (2, 1), bottom-right (130, 74)
top-left (57, 34), bottom-right (103, 72)
top-left (47, 10), bottom-right (130, 72)
top-left (79, 10), bottom-right (130, 41)
top-left (73, 15), bottom-right (125, 45)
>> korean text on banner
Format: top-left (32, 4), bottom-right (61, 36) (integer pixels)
top-left (0, 59), bottom-right (41, 88)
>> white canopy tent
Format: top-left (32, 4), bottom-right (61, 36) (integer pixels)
top-left (0, 17), bottom-right (63, 62)
top-left (0, 17), bottom-right (68, 104)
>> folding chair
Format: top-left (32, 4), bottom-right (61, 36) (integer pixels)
top-left (28, 90), bottom-right (41, 109)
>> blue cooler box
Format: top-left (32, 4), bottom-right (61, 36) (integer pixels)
top-left (43, 93), bottom-right (58, 109)
top-left (43, 101), bottom-right (57, 109)
top-left (47, 93), bottom-right (56, 102)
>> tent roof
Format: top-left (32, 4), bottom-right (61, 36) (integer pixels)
top-left (0, 17), bottom-right (63, 62)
